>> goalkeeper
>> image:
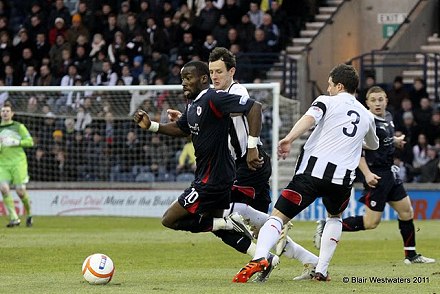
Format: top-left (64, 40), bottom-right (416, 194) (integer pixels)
top-left (0, 101), bottom-right (34, 227)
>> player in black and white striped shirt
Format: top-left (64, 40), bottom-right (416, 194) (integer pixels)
top-left (234, 64), bottom-right (379, 283)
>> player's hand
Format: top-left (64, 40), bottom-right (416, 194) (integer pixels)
top-left (394, 134), bottom-right (406, 149)
top-left (247, 147), bottom-right (264, 171)
top-left (277, 138), bottom-right (292, 160)
top-left (167, 109), bottom-right (182, 122)
top-left (133, 109), bottom-right (151, 129)
top-left (365, 172), bottom-right (381, 188)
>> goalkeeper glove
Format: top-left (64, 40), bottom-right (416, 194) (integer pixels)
top-left (1, 137), bottom-right (20, 147)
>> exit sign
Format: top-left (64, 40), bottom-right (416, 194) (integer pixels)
top-left (377, 13), bottom-right (407, 24)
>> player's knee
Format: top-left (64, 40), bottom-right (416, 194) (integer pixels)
top-left (161, 214), bottom-right (174, 229)
top-left (364, 218), bottom-right (380, 229)
top-left (15, 185), bottom-right (26, 197)
top-left (398, 207), bottom-right (414, 220)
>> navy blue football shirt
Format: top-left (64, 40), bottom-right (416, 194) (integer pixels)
top-left (176, 88), bottom-right (255, 192)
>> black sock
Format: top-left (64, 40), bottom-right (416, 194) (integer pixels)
top-left (342, 216), bottom-right (365, 231)
top-left (398, 219), bottom-right (416, 258)
top-left (172, 214), bottom-right (214, 233)
top-left (213, 230), bottom-right (252, 254)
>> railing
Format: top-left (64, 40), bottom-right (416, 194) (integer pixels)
top-left (347, 51), bottom-right (439, 101)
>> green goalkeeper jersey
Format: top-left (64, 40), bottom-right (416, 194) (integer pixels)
top-left (0, 121), bottom-right (34, 166)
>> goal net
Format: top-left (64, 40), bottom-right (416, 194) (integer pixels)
top-left (2, 84), bottom-right (299, 202)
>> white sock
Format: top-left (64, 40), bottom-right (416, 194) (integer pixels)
top-left (247, 242), bottom-right (256, 256)
top-left (223, 203), bottom-right (269, 230)
top-left (254, 216), bottom-right (283, 259)
top-left (283, 237), bottom-right (319, 265)
top-left (316, 217), bottom-right (342, 275)
top-left (212, 217), bottom-right (230, 231)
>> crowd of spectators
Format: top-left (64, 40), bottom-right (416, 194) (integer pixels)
top-left (0, 0), bottom-right (313, 182)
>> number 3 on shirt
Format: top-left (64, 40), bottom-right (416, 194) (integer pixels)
top-left (343, 110), bottom-right (360, 137)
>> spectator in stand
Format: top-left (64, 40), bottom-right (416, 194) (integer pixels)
top-left (195, 0), bottom-right (220, 40)
top-left (16, 48), bottom-right (37, 81)
top-left (267, 0), bottom-right (288, 48)
top-left (119, 130), bottom-right (144, 172)
top-left (426, 111), bottom-right (440, 145)
top-left (201, 34), bottom-right (217, 61)
top-left (23, 65), bottom-right (38, 86)
top-left (120, 64), bottom-right (139, 85)
top-left (167, 63), bottom-right (182, 84)
top-left (25, 14), bottom-right (46, 43)
top-left (76, 1), bottom-right (94, 34)
top-left (58, 48), bottom-right (73, 78)
top-left (162, 15), bottom-right (181, 59)
top-left (151, 49), bottom-right (170, 80)
top-left (28, 147), bottom-right (54, 181)
top-left (412, 133), bottom-right (431, 170)
top-left (224, 28), bottom-right (241, 51)
top-left (143, 134), bottom-right (170, 176)
top-left (97, 60), bottom-right (118, 87)
top-left (158, 1), bottom-right (175, 20)
top-left (187, 0), bottom-right (206, 17)
top-left (177, 32), bottom-right (201, 63)
top-left (103, 13), bottom-right (121, 44)
top-left (412, 145), bottom-right (440, 183)
top-left (38, 112), bottom-right (57, 150)
top-left (108, 31), bottom-right (126, 65)
top-left (247, 28), bottom-right (270, 79)
top-left (0, 31), bottom-right (12, 58)
top-left (387, 76), bottom-right (410, 113)
top-left (131, 55), bottom-right (144, 79)
top-left (212, 14), bottom-right (231, 48)
top-left (53, 149), bottom-right (76, 181)
top-left (229, 43), bottom-right (252, 83)
top-left (413, 97), bottom-right (433, 130)
top-left (144, 16), bottom-right (167, 55)
top-left (49, 34), bottom-right (70, 79)
top-left (3, 64), bottom-right (19, 86)
top-left (123, 12), bottom-right (140, 42)
top-left (118, 2), bottom-right (131, 29)
top-left (66, 13), bottom-right (89, 48)
top-left (49, 18), bottom-right (67, 46)
top-left (409, 77), bottom-right (429, 109)
top-left (125, 30), bottom-right (147, 63)
top-left (37, 64), bottom-right (58, 86)
top-left (138, 61), bottom-right (157, 85)
top-left (93, 3), bottom-right (113, 37)
top-left (75, 105), bottom-right (93, 131)
top-left (90, 50), bottom-right (107, 78)
top-left (258, 13), bottom-right (280, 52)
top-left (138, 0), bottom-right (154, 26)
top-left (393, 97), bottom-right (413, 131)
top-left (24, 2), bottom-right (48, 30)
top-left (84, 129), bottom-right (107, 180)
top-left (73, 45), bottom-right (92, 82)
top-left (248, 1), bottom-right (264, 28)
top-left (396, 111), bottom-right (420, 148)
top-left (13, 28), bottom-right (34, 62)
top-left (236, 13), bottom-right (255, 51)
top-left (89, 33), bottom-right (107, 59)
top-left (221, 0), bottom-right (243, 26)
top-left (34, 33), bottom-right (51, 63)
top-left (48, 0), bottom-right (71, 30)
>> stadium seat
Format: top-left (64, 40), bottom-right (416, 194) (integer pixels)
top-left (132, 165), bottom-right (150, 175)
top-left (135, 172), bottom-right (156, 182)
top-left (156, 172), bottom-right (176, 182)
top-left (175, 173), bottom-right (194, 182)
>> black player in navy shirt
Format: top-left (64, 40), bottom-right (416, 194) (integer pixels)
top-left (315, 86), bottom-right (435, 265)
top-left (133, 61), bottom-right (263, 254)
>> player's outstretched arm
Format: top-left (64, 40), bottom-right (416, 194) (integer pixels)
top-left (133, 109), bottom-right (188, 137)
top-left (246, 101), bottom-right (264, 171)
top-left (167, 109), bottom-right (182, 122)
top-left (278, 115), bottom-right (315, 159)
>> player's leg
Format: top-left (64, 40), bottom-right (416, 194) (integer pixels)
top-left (0, 181), bottom-right (20, 227)
top-left (317, 182), bottom-right (352, 281)
top-left (0, 166), bottom-right (20, 227)
top-left (13, 163), bottom-right (32, 227)
top-left (390, 196), bottom-right (435, 264)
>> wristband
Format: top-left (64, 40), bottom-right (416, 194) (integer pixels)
top-left (247, 136), bottom-right (259, 149)
top-left (148, 121), bottom-right (159, 132)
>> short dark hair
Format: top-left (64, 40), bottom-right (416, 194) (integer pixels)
top-left (2, 100), bottom-right (13, 110)
top-left (184, 61), bottom-right (209, 79)
top-left (366, 86), bottom-right (386, 99)
top-left (329, 64), bottom-right (359, 94)
top-left (208, 47), bottom-right (236, 70)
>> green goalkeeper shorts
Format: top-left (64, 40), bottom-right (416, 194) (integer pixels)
top-left (0, 163), bottom-right (29, 185)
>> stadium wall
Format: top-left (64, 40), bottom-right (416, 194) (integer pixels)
top-left (1, 185), bottom-right (438, 220)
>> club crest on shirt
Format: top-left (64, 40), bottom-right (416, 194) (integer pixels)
top-left (370, 200), bottom-right (377, 207)
top-left (197, 106), bottom-right (202, 116)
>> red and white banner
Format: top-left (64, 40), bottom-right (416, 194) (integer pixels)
top-left (0, 190), bottom-right (182, 217)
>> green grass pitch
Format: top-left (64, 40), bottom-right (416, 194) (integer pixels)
top-left (0, 217), bottom-right (438, 293)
